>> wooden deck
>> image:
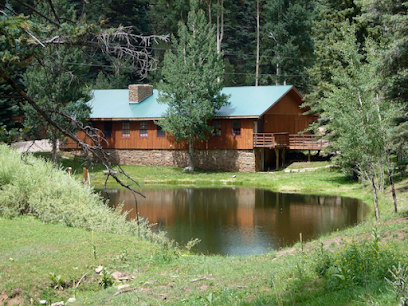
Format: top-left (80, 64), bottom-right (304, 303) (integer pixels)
top-left (253, 133), bottom-right (328, 150)
top-left (289, 134), bottom-right (329, 150)
top-left (253, 132), bottom-right (289, 148)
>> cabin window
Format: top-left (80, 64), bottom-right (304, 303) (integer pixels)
top-left (122, 122), bottom-right (130, 137)
top-left (139, 121), bottom-right (148, 137)
top-left (157, 124), bottom-right (165, 137)
top-left (212, 120), bottom-right (221, 136)
top-left (104, 121), bottom-right (112, 138)
top-left (232, 120), bottom-right (241, 136)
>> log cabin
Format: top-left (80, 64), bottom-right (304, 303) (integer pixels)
top-left (66, 84), bottom-right (326, 172)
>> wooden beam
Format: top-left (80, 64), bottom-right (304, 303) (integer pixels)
top-left (282, 148), bottom-right (285, 167)
top-left (275, 148), bottom-right (279, 170)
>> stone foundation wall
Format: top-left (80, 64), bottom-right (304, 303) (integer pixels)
top-left (105, 149), bottom-right (256, 172)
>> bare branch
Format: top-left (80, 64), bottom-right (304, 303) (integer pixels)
top-left (46, 0), bottom-right (61, 24)
top-left (37, 29), bottom-right (169, 78)
top-left (14, 0), bottom-right (61, 28)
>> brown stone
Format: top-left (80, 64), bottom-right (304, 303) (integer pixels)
top-left (129, 84), bottom-right (153, 103)
top-left (105, 149), bottom-right (256, 172)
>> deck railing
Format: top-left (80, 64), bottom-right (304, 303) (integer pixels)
top-left (289, 134), bottom-right (328, 150)
top-left (253, 133), bottom-right (328, 150)
top-left (253, 132), bottom-right (289, 148)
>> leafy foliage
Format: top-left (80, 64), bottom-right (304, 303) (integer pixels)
top-left (305, 19), bottom-right (400, 218)
top-left (314, 229), bottom-right (403, 291)
top-left (157, 0), bottom-right (229, 170)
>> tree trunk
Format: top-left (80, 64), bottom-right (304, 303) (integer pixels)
top-left (208, 0), bottom-right (212, 25)
top-left (51, 128), bottom-right (58, 168)
top-left (369, 172), bottom-right (380, 220)
top-left (188, 139), bottom-right (194, 171)
top-left (255, 0), bottom-right (260, 86)
top-left (397, 147), bottom-right (406, 177)
top-left (386, 151), bottom-right (398, 213)
top-left (216, 0), bottom-right (224, 56)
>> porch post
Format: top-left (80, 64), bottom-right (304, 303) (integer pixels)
top-left (275, 148), bottom-right (279, 170)
top-left (282, 148), bottom-right (286, 167)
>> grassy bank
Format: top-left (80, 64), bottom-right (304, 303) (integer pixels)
top-left (48, 152), bottom-right (358, 196)
top-left (1, 213), bottom-right (407, 305)
top-left (1, 147), bottom-right (407, 305)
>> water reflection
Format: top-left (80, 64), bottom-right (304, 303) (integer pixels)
top-left (103, 187), bottom-right (367, 256)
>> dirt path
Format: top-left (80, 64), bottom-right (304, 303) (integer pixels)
top-left (10, 139), bottom-right (54, 153)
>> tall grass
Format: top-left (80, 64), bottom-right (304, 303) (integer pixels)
top-left (0, 145), bottom-right (170, 244)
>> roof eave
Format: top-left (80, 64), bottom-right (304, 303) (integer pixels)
top-left (214, 116), bottom-right (259, 119)
top-left (89, 117), bottom-right (164, 121)
top-left (258, 86), bottom-right (297, 118)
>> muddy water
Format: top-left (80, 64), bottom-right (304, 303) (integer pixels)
top-left (103, 187), bottom-right (367, 256)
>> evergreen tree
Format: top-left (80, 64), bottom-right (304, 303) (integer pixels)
top-left (222, 0), bottom-right (257, 86)
top-left (150, 0), bottom-right (191, 36)
top-left (1, 0), bottom-right (166, 157)
top-left (358, 0), bottom-right (408, 145)
top-left (23, 46), bottom-right (91, 166)
top-left (0, 69), bottom-right (23, 130)
top-left (158, 0), bottom-right (229, 171)
top-left (307, 0), bottom-right (364, 115)
top-left (261, 0), bottom-right (314, 91)
top-left (105, 0), bottom-right (151, 34)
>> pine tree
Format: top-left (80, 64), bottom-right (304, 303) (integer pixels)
top-left (157, 0), bottom-right (229, 171)
top-left (222, 0), bottom-right (257, 86)
top-left (23, 46), bottom-right (91, 166)
top-left (149, 0), bottom-right (191, 36)
top-left (261, 0), bottom-right (314, 91)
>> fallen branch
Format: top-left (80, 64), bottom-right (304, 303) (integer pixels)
top-left (190, 275), bottom-right (212, 283)
top-left (143, 280), bottom-right (158, 285)
top-left (76, 272), bottom-right (88, 288)
top-left (113, 287), bottom-right (138, 296)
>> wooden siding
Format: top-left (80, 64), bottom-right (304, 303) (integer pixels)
top-left (262, 91), bottom-right (314, 135)
top-left (69, 118), bottom-right (257, 150)
top-left (196, 119), bottom-right (255, 150)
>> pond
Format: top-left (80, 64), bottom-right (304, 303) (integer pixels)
top-left (102, 187), bottom-right (367, 256)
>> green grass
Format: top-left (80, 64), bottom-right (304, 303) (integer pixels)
top-left (1, 147), bottom-right (407, 305)
top-left (39, 151), bottom-right (361, 197)
top-left (1, 214), bottom-right (407, 305)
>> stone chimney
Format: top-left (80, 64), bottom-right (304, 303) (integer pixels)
top-left (128, 84), bottom-right (153, 104)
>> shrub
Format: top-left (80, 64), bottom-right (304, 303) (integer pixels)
top-left (0, 145), bottom-right (171, 245)
top-left (315, 228), bottom-right (403, 291)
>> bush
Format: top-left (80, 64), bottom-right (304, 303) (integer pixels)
top-left (0, 144), bottom-right (168, 243)
top-left (314, 228), bottom-right (403, 290)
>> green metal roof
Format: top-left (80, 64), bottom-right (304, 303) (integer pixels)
top-left (89, 85), bottom-right (296, 120)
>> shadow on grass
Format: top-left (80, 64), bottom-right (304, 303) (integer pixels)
top-left (33, 152), bottom-right (106, 174)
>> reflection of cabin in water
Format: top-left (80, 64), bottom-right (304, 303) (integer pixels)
top-left (106, 188), bottom-right (364, 249)
top-left (66, 84), bottom-right (327, 172)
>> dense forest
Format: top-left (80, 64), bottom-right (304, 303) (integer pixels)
top-left (1, 0), bottom-right (408, 217)
top-left (3, 1), bottom-right (406, 92)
